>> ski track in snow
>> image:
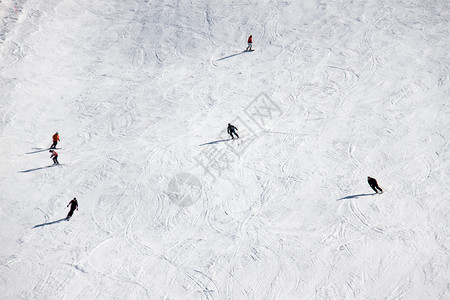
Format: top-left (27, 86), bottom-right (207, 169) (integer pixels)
top-left (0, 0), bottom-right (449, 299)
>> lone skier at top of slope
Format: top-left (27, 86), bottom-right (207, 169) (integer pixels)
top-left (368, 176), bottom-right (383, 193)
top-left (246, 35), bottom-right (253, 51)
top-left (227, 123), bottom-right (239, 139)
top-left (66, 197), bottom-right (78, 220)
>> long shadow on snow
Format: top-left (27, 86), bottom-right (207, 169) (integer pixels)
top-left (216, 51), bottom-right (252, 61)
top-left (26, 149), bottom-right (50, 154)
top-left (19, 165), bottom-right (56, 173)
top-left (26, 147), bottom-right (61, 154)
top-left (33, 218), bottom-right (67, 228)
top-left (199, 139), bottom-right (232, 146)
top-left (337, 193), bottom-right (376, 201)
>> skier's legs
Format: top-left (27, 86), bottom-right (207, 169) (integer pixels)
top-left (376, 186), bottom-right (383, 193)
top-left (50, 142), bottom-right (56, 149)
top-left (369, 184), bottom-right (378, 193)
top-left (67, 209), bottom-right (74, 219)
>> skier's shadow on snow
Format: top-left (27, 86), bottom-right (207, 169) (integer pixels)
top-left (19, 165), bottom-right (55, 173)
top-left (26, 147), bottom-right (60, 154)
top-left (216, 51), bottom-right (252, 61)
top-left (337, 193), bottom-right (376, 201)
top-left (199, 139), bottom-right (232, 146)
top-left (26, 148), bottom-right (49, 154)
top-left (33, 218), bottom-right (66, 228)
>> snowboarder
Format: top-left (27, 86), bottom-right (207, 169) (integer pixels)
top-left (49, 150), bottom-right (59, 164)
top-left (227, 123), bottom-right (239, 139)
top-left (246, 35), bottom-right (252, 51)
top-left (66, 197), bottom-right (78, 220)
top-left (50, 132), bottom-right (60, 149)
top-left (368, 176), bottom-right (383, 193)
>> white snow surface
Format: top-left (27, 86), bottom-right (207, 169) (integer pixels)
top-left (0, 0), bottom-right (449, 299)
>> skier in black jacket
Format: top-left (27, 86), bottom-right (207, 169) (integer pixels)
top-left (66, 198), bottom-right (78, 220)
top-left (227, 123), bottom-right (239, 139)
top-left (368, 177), bottom-right (383, 193)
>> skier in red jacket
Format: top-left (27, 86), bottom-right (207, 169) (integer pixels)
top-left (50, 132), bottom-right (60, 149)
top-left (49, 150), bottom-right (59, 164)
top-left (246, 35), bottom-right (253, 51)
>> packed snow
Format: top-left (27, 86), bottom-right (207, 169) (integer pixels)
top-left (0, 0), bottom-right (449, 299)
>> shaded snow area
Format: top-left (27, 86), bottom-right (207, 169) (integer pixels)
top-left (0, 0), bottom-right (449, 299)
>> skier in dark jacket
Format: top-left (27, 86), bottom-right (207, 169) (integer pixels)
top-left (368, 176), bottom-right (383, 193)
top-left (66, 198), bottom-right (78, 219)
top-left (227, 123), bottom-right (239, 139)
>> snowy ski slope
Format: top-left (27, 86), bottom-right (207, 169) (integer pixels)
top-left (0, 0), bottom-right (449, 299)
